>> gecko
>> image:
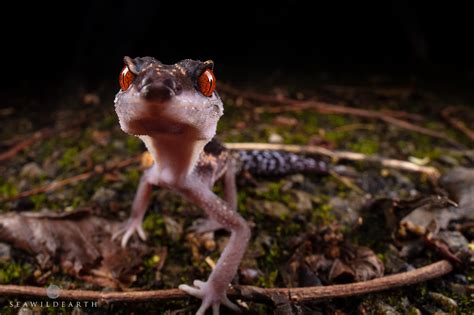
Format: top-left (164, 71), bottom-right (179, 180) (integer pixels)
top-left (113, 56), bottom-right (330, 315)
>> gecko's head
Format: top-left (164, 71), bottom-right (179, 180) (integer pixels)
top-left (114, 56), bottom-right (223, 140)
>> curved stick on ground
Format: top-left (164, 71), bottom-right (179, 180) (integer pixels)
top-left (225, 142), bottom-right (441, 180)
top-left (0, 260), bottom-right (452, 304)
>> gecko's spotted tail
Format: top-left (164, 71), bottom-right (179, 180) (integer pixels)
top-left (233, 149), bottom-right (330, 176)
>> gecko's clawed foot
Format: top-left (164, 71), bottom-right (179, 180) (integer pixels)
top-left (179, 280), bottom-right (240, 315)
top-left (111, 218), bottom-right (147, 247)
top-left (189, 218), bottom-right (225, 234)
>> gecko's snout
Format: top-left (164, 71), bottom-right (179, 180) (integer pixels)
top-left (140, 73), bottom-right (183, 102)
top-left (141, 82), bottom-right (174, 102)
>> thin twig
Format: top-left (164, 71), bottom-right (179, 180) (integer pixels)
top-left (424, 234), bottom-right (462, 266)
top-left (225, 142), bottom-right (441, 179)
top-left (380, 109), bottom-right (425, 122)
top-left (0, 117), bottom-right (90, 163)
top-left (455, 221), bottom-right (474, 231)
top-left (329, 170), bottom-right (365, 195)
top-left (2, 156), bottom-right (141, 202)
top-left (441, 106), bottom-right (474, 142)
top-left (0, 129), bottom-right (53, 162)
top-left (0, 260), bottom-right (452, 303)
top-left (333, 123), bottom-right (376, 133)
top-left (219, 83), bottom-right (462, 147)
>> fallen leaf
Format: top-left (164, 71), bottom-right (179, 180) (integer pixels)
top-left (284, 225), bottom-right (384, 286)
top-left (441, 167), bottom-right (474, 219)
top-left (328, 258), bottom-right (355, 283)
top-left (0, 209), bottom-right (158, 288)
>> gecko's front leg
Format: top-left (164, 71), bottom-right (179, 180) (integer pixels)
top-left (191, 159), bottom-right (238, 234)
top-left (175, 173), bottom-right (250, 315)
top-left (112, 166), bottom-right (156, 247)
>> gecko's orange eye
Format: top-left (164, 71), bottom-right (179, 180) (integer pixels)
top-left (198, 68), bottom-right (216, 97)
top-left (119, 65), bottom-right (135, 91)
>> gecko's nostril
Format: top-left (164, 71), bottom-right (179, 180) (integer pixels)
top-left (142, 83), bottom-right (173, 102)
top-left (163, 78), bottom-right (174, 89)
top-left (163, 78), bottom-right (182, 95)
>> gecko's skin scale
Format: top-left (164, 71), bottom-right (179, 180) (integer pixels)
top-left (113, 56), bottom-right (328, 315)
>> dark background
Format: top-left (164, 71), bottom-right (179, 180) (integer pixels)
top-left (2, 1), bottom-right (473, 101)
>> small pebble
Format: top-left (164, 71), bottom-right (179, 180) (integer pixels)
top-left (163, 216), bottom-right (183, 242)
top-left (20, 162), bottom-right (44, 178)
top-left (82, 93), bottom-right (101, 105)
top-left (0, 243), bottom-right (11, 261)
top-left (91, 187), bottom-right (117, 205)
top-left (429, 292), bottom-right (458, 312)
top-left (72, 307), bottom-right (84, 315)
top-left (374, 301), bottom-right (400, 315)
top-left (268, 132), bottom-right (284, 143)
top-left (239, 268), bottom-right (263, 284)
top-left (18, 307), bottom-right (33, 315)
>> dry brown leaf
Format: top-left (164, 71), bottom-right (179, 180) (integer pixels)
top-left (0, 209), bottom-right (159, 288)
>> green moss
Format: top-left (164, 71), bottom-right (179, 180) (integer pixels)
top-left (144, 254), bottom-right (163, 269)
top-left (300, 112), bottom-right (320, 132)
top-left (0, 181), bottom-right (18, 198)
top-left (126, 136), bottom-right (142, 153)
top-left (282, 222), bottom-right (301, 236)
top-left (97, 115), bottom-right (118, 130)
top-left (347, 138), bottom-right (379, 155)
top-left (36, 137), bottom-right (59, 160)
top-left (0, 261), bottom-right (32, 284)
top-left (311, 202), bottom-right (335, 225)
top-left (30, 193), bottom-right (47, 210)
top-left (125, 168), bottom-right (141, 184)
top-left (281, 131), bottom-right (309, 145)
top-left (59, 147), bottom-right (80, 169)
top-left (142, 213), bottom-right (165, 238)
top-left (325, 114), bottom-right (347, 127)
top-left (325, 130), bottom-right (349, 143)
top-left (257, 270), bottom-right (279, 288)
top-left (255, 181), bottom-right (285, 201)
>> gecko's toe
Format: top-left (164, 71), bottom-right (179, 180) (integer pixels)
top-left (121, 228), bottom-right (134, 248)
top-left (178, 284), bottom-right (204, 298)
top-left (111, 219), bottom-right (147, 248)
top-left (222, 295), bottom-right (240, 312)
top-left (179, 280), bottom-right (241, 315)
top-left (196, 299), bottom-right (213, 315)
top-left (137, 225), bottom-right (147, 240)
top-left (193, 280), bottom-right (206, 288)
